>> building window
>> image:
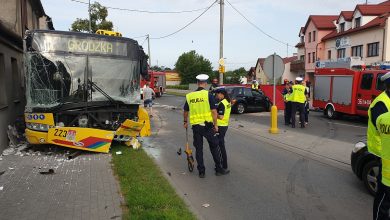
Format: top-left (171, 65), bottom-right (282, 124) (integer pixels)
top-left (0, 54), bottom-right (6, 108)
top-left (328, 50), bottom-right (331, 59)
top-left (355, 17), bottom-right (361, 28)
top-left (308, 53), bottom-right (311, 63)
top-left (337, 48), bottom-right (346, 58)
top-left (300, 36), bottom-right (304, 43)
top-left (300, 55), bottom-right (304, 61)
top-left (312, 52), bottom-right (316, 62)
top-left (351, 45), bottom-right (363, 58)
top-left (340, 23), bottom-right (345, 32)
top-left (11, 58), bottom-right (20, 101)
top-left (313, 31), bottom-right (316, 42)
top-left (367, 42), bottom-right (379, 57)
top-left (308, 32), bottom-right (311, 43)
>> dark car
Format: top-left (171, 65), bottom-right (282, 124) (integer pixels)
top-left (351, 139), bottom-right (379, 196)
top-left (222, 86), bottom-right (272, 114)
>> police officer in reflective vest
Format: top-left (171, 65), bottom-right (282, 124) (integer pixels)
top-left (215, 88), bottom-right (232, 170)
top-left (369, 72), bottom-right (390, 219)
top-left (290, 77), bottom-right (307, 128)
top-left (183, 74), bottom-right (229, 178)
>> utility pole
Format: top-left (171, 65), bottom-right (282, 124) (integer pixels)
top-left (88, 0), bottom-right (92, 33)
top-left (219, 0), bottom-right (224, 84)
top-left (147, 34), bottom-right (151, 67)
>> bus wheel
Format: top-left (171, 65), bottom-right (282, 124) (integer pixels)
top-left (325, 105), bottom-right (337, 119)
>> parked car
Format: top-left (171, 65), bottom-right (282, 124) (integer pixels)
top-left (351, 138), bottom-right (379, 196)
top-left (222, 86), bottom-right (272, 114)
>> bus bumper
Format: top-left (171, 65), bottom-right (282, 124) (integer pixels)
top-left (25, 129), bottom-right (49, 144)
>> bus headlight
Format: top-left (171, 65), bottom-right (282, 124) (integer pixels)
top-left (26, 122), bottom-right (51, 132)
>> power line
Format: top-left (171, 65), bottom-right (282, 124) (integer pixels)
top-left (150, 0), bottom-right (218, 40)
top-left (225, 0), bottom-right (295, 48)
top-left (69, 0), bottom-right (212, 14)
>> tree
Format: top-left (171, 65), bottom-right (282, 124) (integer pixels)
top-left (71, 2), bottom-right (113, 33)
top-left (175, 50), bottom-right (213, 85)
top-left (223, 67), bottom-right (247, 84)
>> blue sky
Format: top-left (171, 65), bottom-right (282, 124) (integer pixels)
top-left (41, 0), bottom-right (384, 70)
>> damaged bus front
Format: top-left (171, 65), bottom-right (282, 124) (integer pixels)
top-left (24, 30), bottom-right (150, 153)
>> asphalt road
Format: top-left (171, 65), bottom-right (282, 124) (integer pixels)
top-left (145, 94), bottom-right (372, 220)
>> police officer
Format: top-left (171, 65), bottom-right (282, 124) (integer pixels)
top-left (209, 78), bottom-right (219, 92)
top-left (252, 80), bottom-right (259, 90)
top-left (290, 77), bottom-right (307, 128)
top-left (215, 88), bottom-right (232, 170)
top-left (183, 74), bottom-right (229, 178)
top-left (369, 72), bottom-right (390, 219)
top-left (282, 81), bottom-right (292, 125)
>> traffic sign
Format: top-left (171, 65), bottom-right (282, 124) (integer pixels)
top-left (218, 58), bottom-right (225, 66)
top-left (263, 54), bottom-right (284, 79)
top-left (219, 65), bottom-right (225, 73)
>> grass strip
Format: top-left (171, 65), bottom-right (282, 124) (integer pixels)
top-left (112, 145), bottom-right (196, 220)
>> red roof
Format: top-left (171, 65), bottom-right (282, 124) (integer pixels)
top-left (303, 15), bottom-right (338, 33)
top-left (322, 13), bottom-right (389, 41)
top-left (337, 11), bottom-right (354, 23)
top-left (354, 4), bottom-right (390, 16)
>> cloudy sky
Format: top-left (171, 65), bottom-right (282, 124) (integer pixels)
top-left (41, 0), bottom-right (384, 70)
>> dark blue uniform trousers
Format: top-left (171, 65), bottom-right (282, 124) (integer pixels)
top-left (192, 125), bottom-right (223, 173)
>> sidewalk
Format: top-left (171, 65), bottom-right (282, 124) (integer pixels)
top-left (0, 145), bottom-right (123, 220)
top-left (228, 117), bottom-right (353, 168)
top-left (165, 88), bottom-right (189, 95)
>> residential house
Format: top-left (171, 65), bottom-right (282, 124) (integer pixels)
top-left (0, 0), bottom-right (53, 151)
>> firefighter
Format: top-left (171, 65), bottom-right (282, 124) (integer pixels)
top-left (369, 72), bottom-right (390, 219)
top-left (183, 74), bottom-right (229, 178)
top-left (290, 77), bottom-right (307, 128)
top-left (215, 88), bottom-right (232, 170)
top-left (282, 81), bottom-right (292, 125)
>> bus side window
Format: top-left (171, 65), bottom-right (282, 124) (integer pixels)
top-left (360, 73), bottom-right (373, 90)
top-left (376, 73), bottom-right (385, 91)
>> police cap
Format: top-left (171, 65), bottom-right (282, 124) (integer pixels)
top-left (196, 74), bottom-right (209, 82)
top-left (296, 77), bottom-right (303, 82)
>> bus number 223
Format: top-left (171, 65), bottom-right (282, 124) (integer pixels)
top-left (54, 129), bottom-right (67, 138)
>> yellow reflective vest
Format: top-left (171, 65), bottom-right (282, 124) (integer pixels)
top-left (376, 111), bottom-right (390, 186)
top-left (367, 92), bottom-right (390, 157)
top-left (284, 89), bottom-right (291, 102)
top-left (186, 90), bottom-right (213, 125)
top-left (290, 84), bottom-right (306, 104)
top-left (217, 99), bottom-right (231, 127)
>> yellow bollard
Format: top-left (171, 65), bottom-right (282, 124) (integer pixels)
top-left (269, 105), bottom-right (279, 134)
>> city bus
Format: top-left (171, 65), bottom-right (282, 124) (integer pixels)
top-left (24, 30), bottom-right (150, 153)
top-left (95, 29), bottom-right (122, 37)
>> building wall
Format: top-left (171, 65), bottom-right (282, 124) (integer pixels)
top-left (0, 0), bottom-right (48, 152)
top-left (255, 62), bottom-right (295, 85)
top-left (323, 27), bottom-right (385, 64)
top-left (0, 43), bottom-right (24, 150)
top-left (0, 0), bottom-right (22, 36)
top-left (304, 21), bottom-right (334, 73)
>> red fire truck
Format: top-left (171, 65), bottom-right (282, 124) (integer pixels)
top-left (141, 70), bottom-right (166, 97)
top-left (313, 64), bottom-right (388, 119)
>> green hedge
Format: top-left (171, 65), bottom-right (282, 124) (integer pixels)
top-left (166, 85), bottom-right (189, 90)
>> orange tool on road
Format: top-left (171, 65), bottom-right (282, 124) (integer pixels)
top-left (185, 128), bottom-right (195, 172)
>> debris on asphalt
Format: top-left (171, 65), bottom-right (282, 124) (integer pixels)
top-left (0, 171), bottom-right (5, 176)
top-left (181, 172), bottom-right (186, 175)
top-left (177, 148), bottom-right (182, 155)
top-left (0, 186), bottom-right (3, 191)
top-left (39, 168), bottom-right (55, 175)
top-left (238, 124), bottom-right (244, 128)
top-left (167, 172), bottom-right (171, 176)
top-left (8, 167), bottom-right (14, 170)
top-left (202, 203), bottom-right (210, 208)
top-left (2, 148), bottom-right (15, 156)
top-left (115, 151), bottom-right (122, 155)
top-left (67, 151), bottom-right (81, 160)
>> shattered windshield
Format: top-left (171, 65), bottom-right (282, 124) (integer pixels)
top-left (25, 43), bottom-right (140, 108)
